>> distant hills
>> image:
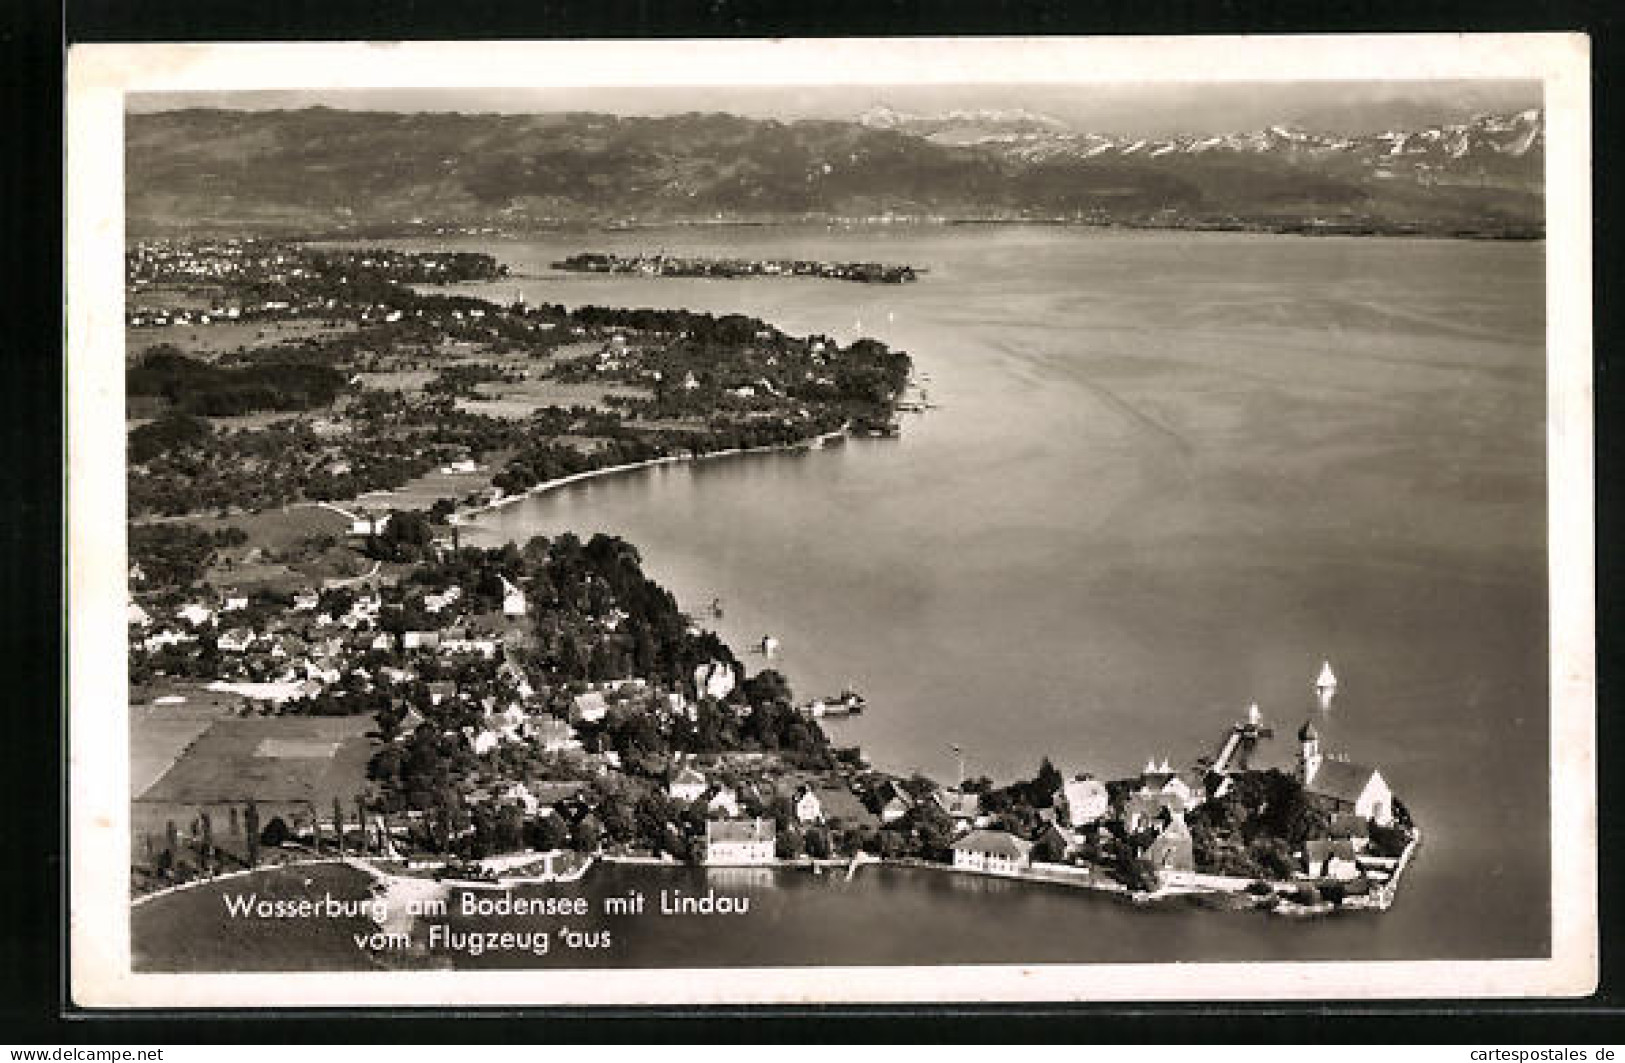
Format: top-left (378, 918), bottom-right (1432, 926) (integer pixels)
top-left (126, 106), bottom-right (1544, 237)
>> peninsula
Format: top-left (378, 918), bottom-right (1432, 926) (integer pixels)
top-left (126, 238), bottom-right (1417, 936)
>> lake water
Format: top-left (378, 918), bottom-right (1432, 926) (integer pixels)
top-left (136, 226), bottom-right (1550, 967)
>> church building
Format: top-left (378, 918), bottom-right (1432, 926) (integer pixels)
top-left (1295, 719), bottom-right (1395, 826)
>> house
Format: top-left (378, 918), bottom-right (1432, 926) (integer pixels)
top-left (426, 680), bottom-right (457, 705)
top-left (441, 631), bottom-right (498, 658)
top-left (873, 780), bottom-right (916, 823)
top-left (220, 593), bottom-right (249, 613)
top-left (1122, 790), bottom-right (1183, 835)
top-left (811, 785), bottom-right (876, 828)
top-left (396, 707), bottom-right (426, 736)
top-left (932, 788), bottom-right (982, 822)
top-left (1329, 813), bottom-right (1371, 851)
top-left (1304, 838), bottom-right (1361, 881)
top-left (496, 660), bottom-right (535, 701)
top-left (533, 718), bottom-right (581, 753)
top-left (704, 818), bottom-right (776, 866)
top-left (423, 587), bottom-right (461, 614)
top-left (127, 602), bottom-right (152, 628)
top-left (1033, 820), bottom-right (1074, 862)
top-left (349, 513), bottom-right (390, 537)
top-left (176, 603), bottom-right (213, 627)
top-left (499, 576), bottom-right (527, 617)
top-left (1143, 812), bottom-right (1196, 880)
top-left (269, 634), bottom-right (307, 659)
top-left (879, 791), bottom-right (915, 824)
top-left (143, 629), bottom-right (196, 653)
top-left (218, 627), bottom-right (256, 654)
top-left (792, 786), bottom-right (824, 825)
top-left (572, 691), bottom-right (609, 724)
top-left (292, 591), bottom-right (320, 612)
top-left (951, 829), bottom-right (1033, 875)
top-left (310, 636), bottom-right (347, 661)
top-left (1062, 776), bottom-right (1110, 826)
top-left (403, 631), bottom-right (441, 651)
top-left (497, 781), bottom-right (542, 816)
top-left (370, 632), bottom-right (397, 652)
top-left (1295, 720), bottom-right (1395, 825)
top-left (1137, 757), bottom-right (1204, 809)
top-left (693, 660), bottom-right (736, 701)
top-left (669, 764), bottom-right (709, 802)
top-left (707, 786), bottom-right (742, 819)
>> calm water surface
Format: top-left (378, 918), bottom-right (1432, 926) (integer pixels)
top-left (147, 227), bottom-right (1548, 966)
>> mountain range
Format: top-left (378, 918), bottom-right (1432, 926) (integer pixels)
top-left (126, 106), bottom-right (1544, 236)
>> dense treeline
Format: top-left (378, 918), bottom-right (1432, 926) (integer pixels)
top-left (128, 347), bottom-right (348, 417)
top-left (129, 522), bottom-right (247, 589)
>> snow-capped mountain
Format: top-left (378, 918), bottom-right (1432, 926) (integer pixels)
top-left (858, 105), bottom-right (1073, 145)
top-left (863, 106), bottom-right (1543, 188)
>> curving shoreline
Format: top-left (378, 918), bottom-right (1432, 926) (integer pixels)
top-left (455, 425), bottom-right (850, 528)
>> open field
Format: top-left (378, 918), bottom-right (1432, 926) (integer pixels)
top-left (356, 368), bottom-right (436, 391)
top-left (130, 690), bottom-right (249, 798)
top-left (354, 457), bottom-right (510, 511)
top-left (456, 377), bottom-right (651, 417)
top-left (172, 505), bottom-right (353, 552)
top-left (127, 319), bottom-right (358, 362)
top-left (138, 715), bottom-right (376, 806)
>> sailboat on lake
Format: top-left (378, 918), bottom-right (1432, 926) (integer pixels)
top-left (1314, 659), bottom-right (1337, 709)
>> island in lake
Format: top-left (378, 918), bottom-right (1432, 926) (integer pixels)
top-left (553, 251), bottom-right (920, 284)
top-left (126, 238), bottom-right (1419, 961)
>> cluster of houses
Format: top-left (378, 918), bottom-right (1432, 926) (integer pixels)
top-left (946, 702), bottom-right (1401, 892)
top-left (129, 569), bottom-right (533, 707)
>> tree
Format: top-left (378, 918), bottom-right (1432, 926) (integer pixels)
top-left (198, 811), bottom-right (214, 871)
top-left (1120, 855), bottom-right (1161, 893)
top-left (742, 669), bottom-right (793, 707)
top-left (355, 795), bottom-right (370, 855)
top-left (911, 805), bottom-right (955, 861)
top-left (804, 826), bottom-right (832, 859)
top-left (1032, 830), bottom-right (1066, 864)
top-left (245, 802), bottom-right (261, 866)
top-left (260, 815), bottom-right (291, 848)
top-left (573, 813), bottom-right (604, 854)
top-left (534, 811), bottom-right (569, 851)
top-left (1031, 757), bottom-right (1063, 806)
top-left (776, 828), bottom-right (806, 860)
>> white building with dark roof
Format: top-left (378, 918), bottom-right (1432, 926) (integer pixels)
top-left (704, 817), bottom-right (776, 865)
top-left (951, 829), bottom-right (1033, 876)
top-left (669, 764), bottom-right (708, 802)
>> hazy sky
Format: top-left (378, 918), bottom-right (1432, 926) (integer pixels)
top-left (129, 80), bottom-right (1540, 137)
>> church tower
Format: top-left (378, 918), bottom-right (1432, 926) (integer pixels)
top-left (1297, 719), bottom-right (1323, 786)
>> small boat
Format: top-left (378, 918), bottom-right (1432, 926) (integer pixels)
top-left (1315, 660), bottom-right (1337, 693)
top-left (760, 635), bottom-right (780, 656)
top-left (803, 687), bottom-right (866, 718)
top-left (710, 597), bottom-right (724, 619)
